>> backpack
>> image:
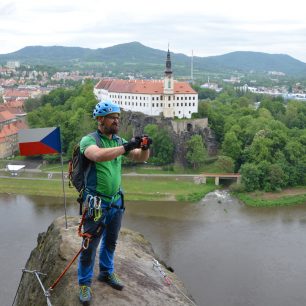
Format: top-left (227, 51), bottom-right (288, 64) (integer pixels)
top-left (68, 131), bottom-right (101, 213)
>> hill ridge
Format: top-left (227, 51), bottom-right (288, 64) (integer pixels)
top-left (1, 41), bottom-right (306, 76)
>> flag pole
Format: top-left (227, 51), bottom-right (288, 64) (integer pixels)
top-left (60, 151), bottom-right (68, 229)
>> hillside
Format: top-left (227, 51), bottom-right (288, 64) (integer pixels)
top-left (1, 41), bottom-right (306, 77)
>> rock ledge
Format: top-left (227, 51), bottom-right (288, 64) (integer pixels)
top-left (15, 216), bottom-right (195, 306)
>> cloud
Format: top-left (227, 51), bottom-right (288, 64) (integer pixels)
top-left (0, 2), bottom-right (15, 16)
top-left (0, 0), bottom-right (306, 63)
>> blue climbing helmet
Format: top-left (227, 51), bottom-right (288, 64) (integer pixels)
top-left (93, 100), bottom-right (121, 119)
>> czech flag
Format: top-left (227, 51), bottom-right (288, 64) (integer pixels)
top-left (18, 127), bottom-right (62, 156)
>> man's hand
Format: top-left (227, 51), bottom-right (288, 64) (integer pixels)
top-left (140, 135), bottom-right (153, 150)
top-left (123, 136), bottom-right (142, 153)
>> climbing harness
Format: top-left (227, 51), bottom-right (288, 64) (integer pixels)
top-left (152, 259), bottom-right (197, 306)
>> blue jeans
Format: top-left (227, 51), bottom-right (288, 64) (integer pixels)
top-left (78, 196), bottom-right (124, 286)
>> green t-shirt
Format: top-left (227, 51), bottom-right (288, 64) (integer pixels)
top-left (80, 133), bottom-right (126, 200)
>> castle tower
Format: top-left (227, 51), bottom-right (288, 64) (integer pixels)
top-left (163, 47), bottom-right (174, 118)
top-left (163, 48), bottom-right (174, 95)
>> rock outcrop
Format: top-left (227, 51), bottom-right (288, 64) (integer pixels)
top-left (15, 216), bottom-right (195, 306)
top-left (121, 110), bottom-right (219, 166)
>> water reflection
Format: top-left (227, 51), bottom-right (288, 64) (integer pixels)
top-left (1, 192), bottom-right (306, 306)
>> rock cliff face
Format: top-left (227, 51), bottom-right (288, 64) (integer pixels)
top-left (15, 216), bottom-right (195, 306)
top-left (121, 111), bottom-right (219, 165)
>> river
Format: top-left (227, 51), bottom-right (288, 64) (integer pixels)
top-left (1, 191), bottom-right (306, 306)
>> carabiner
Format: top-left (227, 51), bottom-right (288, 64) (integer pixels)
top-left (82, 237), bottom-right (90, 250)
top-left (94, 196), bottom-right (101, 209)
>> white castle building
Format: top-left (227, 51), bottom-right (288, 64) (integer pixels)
top-left (94, 49), bottom-right (198, 119)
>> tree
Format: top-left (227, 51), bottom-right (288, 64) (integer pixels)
top-left (266, 164), bottom-right (286, 191)
top-left (144, 124), bottom-right (174, 164)
top-left (259, 98), bottom-right (286, 120)
top-left (240, 163), bottom-right (261, 191)
top-left (243, 132), bottom-right (273, 164)
top-left (186, 135), bottom-right (207, 169)
top-left (221, 131), bottom-right (242, 161)
top-left (216, 156), bottom-right (235, 172)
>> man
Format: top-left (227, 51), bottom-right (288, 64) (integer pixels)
top-left (78, 100), bottom-right (151, 304)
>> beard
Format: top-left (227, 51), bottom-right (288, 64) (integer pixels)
top-left (102, 122), bottom-right (119, 135)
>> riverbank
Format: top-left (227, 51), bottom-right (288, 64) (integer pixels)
top-left (234, 187), bottom-right (306, 207)
top-left (1, 171), bottom-right (305, 206)
top-left (0, 176), bottom-right (217, 202)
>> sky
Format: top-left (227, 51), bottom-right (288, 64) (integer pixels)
top-left (1, 0), bottom-right (306, 62)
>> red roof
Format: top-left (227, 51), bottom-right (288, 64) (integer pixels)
top-left (0, 123), bottom-right (18, 139)
top-left (0, 110), bottom-right (15, 122)
top-left (3, 89), bottom-right (30, 98)
top-left (0, 120), bottom-right (28, 141)
top-left (0, 101), bottom-right (25, 114)
top-left (95, 79), bottom-right (197, 94)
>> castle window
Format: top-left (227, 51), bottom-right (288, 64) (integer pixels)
top-left (152, 103), bottom-right (155, 107)
top-left (168, 96), bottom-right (171, 101)
top-left (193, 97), bottom-right (195, 100)
top-left (168, 104), bottom-right (171, 107)
top-left (181, 97), bottom-right (183, 100)
top-left (160, 96), bottom-right (163, 100)
top-left (156, 97), bottom-right (159, 100)
top-left (157, 103), bottom-right (159, 107)
top-left (193, 103), bottom-right (195, 106)
top-left (152, 97), bottom-right (155, 101)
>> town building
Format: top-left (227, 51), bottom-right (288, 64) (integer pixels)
top-left (94, 49), bottom-right (198, 118)
top-left (0, 107), bottom-right (27, 158)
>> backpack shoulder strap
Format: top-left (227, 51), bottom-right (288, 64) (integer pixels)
top-left (89, 131), bottom-right (123, 147)
top-left (88, 131), bottom-right (103, 148)
top-left (114, 135), bottom-right (123, 146)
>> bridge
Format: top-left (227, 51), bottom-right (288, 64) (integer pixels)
top-left (195, 173), bottom-right (241, 185)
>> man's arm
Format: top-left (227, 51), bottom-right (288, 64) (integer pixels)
top-left (84, 145), bottom-right (125, 162)
top-left (127, 148), bottom-right (150, 162)
top-left (84, 135), bottom-right (150, 163)
top-left (85, 145), bottom-right (150, 163)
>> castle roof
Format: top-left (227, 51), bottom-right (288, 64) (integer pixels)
top-left (95, 79), bottom-right (196, 95)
